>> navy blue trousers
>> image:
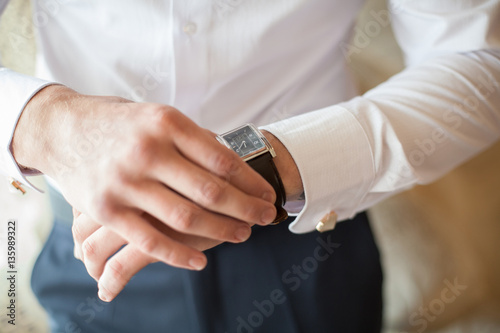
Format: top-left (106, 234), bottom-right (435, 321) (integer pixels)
top-left (31, 213), bottom-right (382, 333)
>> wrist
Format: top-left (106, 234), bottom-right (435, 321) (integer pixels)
top-left (261, 130), bottom-right (304, 201)
top-left (12, 84), bottom-right (78, 175)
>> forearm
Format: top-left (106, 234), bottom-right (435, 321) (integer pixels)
top-left (262, 49), bottom-right (500, 233)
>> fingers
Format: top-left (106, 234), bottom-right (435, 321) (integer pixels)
top-left (104, 207), bottom-right (208, 271)
top-left (149, 156), bottom-right (276, 226)
top-left (62, 107), bottom-right (275, 303)
top-left (72, 211), bottom-right (101, 261)
top-left (81, 227), bottom-right (125, 281)
top-left (144, 212), bottom-right (234, 251)
top-left (97, 244), bottom-right (154, 302)
top-left (151, 112), bottom-right (275, 202)
top-left (74, 212), bottom-right (227, 302)
top-left (176, 129), bottom-right (277, 202)
top-left (127, 181), bottom-right (254, 242)
top-left (73, 212), bottom-right (125, 280)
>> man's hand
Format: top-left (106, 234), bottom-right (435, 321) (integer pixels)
top-left (69, 128), bottom-right (304, 303)
top-left (12, 85), bottom-right (277, 271)
top-left (72, 209), bottom-right (225, 302)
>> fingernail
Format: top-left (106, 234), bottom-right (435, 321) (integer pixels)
top-left (234, 226), bottom-right (251, 242)
top-left (262, 191), bottom-right (275, 203)
top-left (98, 288), bottom-right (110, 302)
top-left (261, 207), bottom-right (276, 224)
top-left (189, 256), bottom-right (206, 271)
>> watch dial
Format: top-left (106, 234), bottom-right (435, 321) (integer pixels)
top-left (222, 125), bottom-right (265, 158)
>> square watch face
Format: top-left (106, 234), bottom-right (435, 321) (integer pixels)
top-left (222, 125), bottom-right (265, 158)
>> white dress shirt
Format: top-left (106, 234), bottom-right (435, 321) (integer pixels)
top-left (1, 0), bottom-right (499, 233)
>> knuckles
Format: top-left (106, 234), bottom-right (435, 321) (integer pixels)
top-left (136, 234), bottom-right (161, 255)
top-left (104, 258), bottom-right (126, 288)
top-left (92, 192), bottom-right (118, 223)
top-left (170, 204), bottom-right (200, 231)
top-left (198, 180), bottom-right (224, 206)
top-left (71, 222), bottom-right (85, 244)
top-left (125, 135), bottom-right (159, 169)
top-left (135, 235), bottom-right (181, 267)
top-left (147, 105), bottom-right (184, 134)
top-left (81, 238), bottom-right (97, 260)
top-left (159, 248), bottom-right (181, 267)
top-left (211, 152), bottom-right (237, 176)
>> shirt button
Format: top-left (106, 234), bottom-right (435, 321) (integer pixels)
top-left (316, 211), bottom-right (337, 233)
top-left (183, 22), bottom-right (197, 35)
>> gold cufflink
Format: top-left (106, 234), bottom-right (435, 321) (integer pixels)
top-left (9, 178), bottom-right (26, 195)
top-left (316, 211), bottom-right (337, 233)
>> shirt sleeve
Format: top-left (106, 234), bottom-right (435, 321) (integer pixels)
top-left (0, 1), bottom-right (55, 191)
top-left (261, 0), bottom-right (500, 234)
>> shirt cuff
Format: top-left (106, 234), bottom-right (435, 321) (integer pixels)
top-left (0, 68), bottom-right (56, 192)
top-left (261, 105), bottom-right (375, 234)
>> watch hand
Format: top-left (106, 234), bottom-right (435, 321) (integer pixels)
top-left (238, 141), bottom-right (247, 150)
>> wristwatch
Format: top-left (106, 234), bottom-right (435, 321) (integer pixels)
top-left (217, 124), bottom-right (288, 224)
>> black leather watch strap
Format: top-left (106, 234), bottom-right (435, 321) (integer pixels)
top-left (247, 152), bottom-right (288, 224)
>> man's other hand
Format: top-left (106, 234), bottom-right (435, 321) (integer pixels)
top-left (72, 208), bottom-right (226, 302)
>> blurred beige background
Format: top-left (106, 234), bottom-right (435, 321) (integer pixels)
top-left (0, 0), bottom-right (499, 332)
top-left (352, 2), bottom-right (500, 333)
